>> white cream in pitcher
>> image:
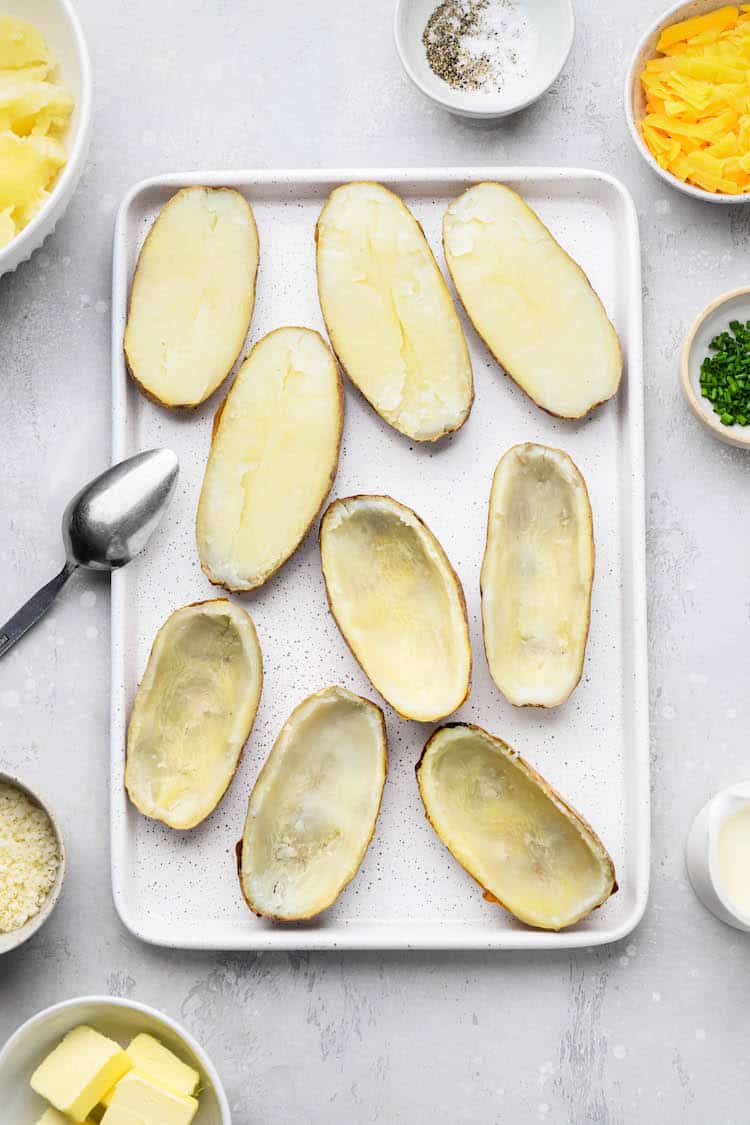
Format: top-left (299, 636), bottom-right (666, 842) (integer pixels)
top-left (718, 803), bottom-right (750, 917)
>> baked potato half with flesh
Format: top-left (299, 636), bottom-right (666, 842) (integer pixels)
top-left (316, 181), bottom-right (473, 441)
top-left (443, 182), bottom-right (622, 419)
top-left (320, 495), bottom-right (471, 722)
top-left (238, 685), bottom-right (387, 921)
top-left (124, 186), bottom-right (259, 407)
top-left (481, 443), bottom-right (594, 708)
top-left (126, 600), bottom-right (262, 830)
top-left (196, 326), bottom-right (343, 591)
top-left (417, 723), bottom-right (616, 931)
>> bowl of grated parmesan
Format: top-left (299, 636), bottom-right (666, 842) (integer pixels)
top-left (0, 773), bottom-right (65, 954)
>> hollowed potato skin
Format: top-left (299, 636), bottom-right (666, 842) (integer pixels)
top-left (237, 685), bottom-right (387, 921)
top-left (417, 723), bottom-right (617, 931)
top-left (480, 442), bottom-right (595, 708)
top-left (319, 495), bottom-right (472, 722)
top-left (125, 599), bottom-right (263, 830)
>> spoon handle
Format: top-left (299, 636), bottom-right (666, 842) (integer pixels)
top-left (0, 561), bottom-right (77, 660)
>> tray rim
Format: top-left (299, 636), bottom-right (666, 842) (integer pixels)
top-left (110, 165), bottom-right (649, 952)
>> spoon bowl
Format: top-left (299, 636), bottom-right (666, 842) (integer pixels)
top-left (0, 449), bottom-right (178, 659)
top-left (63, 448), bottom-right (179, 569)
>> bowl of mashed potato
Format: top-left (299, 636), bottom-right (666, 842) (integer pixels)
top-left (0, 0), bottom-right (92, 276)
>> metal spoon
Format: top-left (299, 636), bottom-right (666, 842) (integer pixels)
top-left (0, 448), bottom-right (179, 660)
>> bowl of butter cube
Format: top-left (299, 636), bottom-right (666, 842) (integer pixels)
top-left (0, 996), bottom-right (231, 1124)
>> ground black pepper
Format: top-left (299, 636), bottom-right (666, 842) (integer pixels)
top-left (422, 0), bottom-right (528, 94)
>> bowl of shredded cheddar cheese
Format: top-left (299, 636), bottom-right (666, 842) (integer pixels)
top-left (0, 0), bottom-right (92, 276)
top-left (626, 2), bottom-right (750, 202)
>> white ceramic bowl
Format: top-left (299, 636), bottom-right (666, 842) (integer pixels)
top-left (0, 771), bottom-right (66, 955)
top-left (394, 0), bottom-right (574, 118)
top-left (686, 781), bottom-right (750, 931)
top-left (0, 0), bottom-right (93, 277)
top-left (680, 287), bottom-right (750, 449)
top-left (625, 0), bottom-right (750, 204)
top-left (0, 996), bottom-right (232, 1123)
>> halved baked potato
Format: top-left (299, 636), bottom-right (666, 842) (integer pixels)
top-left (320, 495), bottom-right (471, 721)
top-left (238, 685), bottom-right (387, 921)
top-left (196, 326), bottom-right (343, 591)
top-left (316, 181), bottom-right (473, 441)
top-left (443, 182), bottom-right (622, 418)
top-left (124, 186), bottom-right (259, 407)
top-left (481, 443), bottom-right (594, 708)
top-left (125, 600), bottom-right (262, 829)
top-left (417, 723), bottom-right (616, 930)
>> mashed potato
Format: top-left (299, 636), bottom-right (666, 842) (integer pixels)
top-left (0, 17), bottom-right (74, 248)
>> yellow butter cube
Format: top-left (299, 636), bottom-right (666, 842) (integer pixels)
top-left (101, 1033), bottom-right (200, 1106)
top-left (30, 1026), bottom-right (132, 1121)
top-left (35, 1109), bottom-right (97, 1125)
top-left (101, 1072), bottom-right (198, 1125)
top-left (127, 1034), bottom-right (199, 1097)
top-left (35, 1108), bottom-right (96, 1125)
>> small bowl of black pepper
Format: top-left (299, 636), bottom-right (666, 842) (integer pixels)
top-left (394, 0), bottom-right (574, 118)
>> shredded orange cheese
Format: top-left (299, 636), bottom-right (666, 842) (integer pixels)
top-left (639, 5), bottom-right (750, 193)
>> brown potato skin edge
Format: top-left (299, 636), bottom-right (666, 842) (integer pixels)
top-left (125, 598), bottom-right (263, 830)
top-left (415, 722), bottom-right (618, 931)
top-left (319, 494), bottom-right (472, 722)
top-left (236, 688), bottom-right (388, 922)
top-left (442, 182), bottom-right (623, 421)
top-left (479, 442), bottom-right (595, 709)
top-left (196, 326), bottom-right (345, 592)
top-left (124, 186), bottom-right (260, 410)
top-left (315, 180), bottom-right (474, 442)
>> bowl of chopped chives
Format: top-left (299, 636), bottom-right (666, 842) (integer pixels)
top-left (681, 287), bottom-right (750, 448)
top-left (0, 771), bottom-right (65, 954)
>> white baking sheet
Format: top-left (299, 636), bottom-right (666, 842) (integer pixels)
top-left (110, 167), bottom-right (649, 950)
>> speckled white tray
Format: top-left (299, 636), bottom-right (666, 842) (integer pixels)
top-left (110, 167), bottom-right (649, 950)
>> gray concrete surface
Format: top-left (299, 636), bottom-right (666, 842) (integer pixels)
top-left (1, 1), bottom-right (748, 1121)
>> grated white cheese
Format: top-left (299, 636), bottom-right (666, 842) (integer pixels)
top-left (0, 782), bottom-right (59, 933)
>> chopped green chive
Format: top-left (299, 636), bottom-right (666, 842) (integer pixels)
top-left (699, 318), bottom-right (750, 426)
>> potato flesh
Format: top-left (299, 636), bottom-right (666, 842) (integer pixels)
top-left (0, 19), bottom-right (73, 249)
top-left (197, 328), bottom-right (342, 590)
top-left (0, 17), bottom-right (49, 69)
top-left (482, 444), bottom-right (593, 708)
top-left (443, 183), bottom-right (621, 418)
top-left (320, 497), bottom-right (470, 721)
top-left (126, 601), bottom-right (262, 829)
top-left (418, 726), bottom-right (615, 930)
top-left (124, 187), bottom-right (258, 406)
top-left (317, 182), bottom-right (472, 440)
top-left (240, 686), bottom-right (386, 920)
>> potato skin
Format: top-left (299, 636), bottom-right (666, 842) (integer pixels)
top-left (479, 442), bottom-right (595, 708)
top-left (126, 599), bottom-right (263, 830)
top-left (316, 181), bottom-right (474, 441)
top-left (443, 182), bottom-right (623, 420)
top-left (124, 186), bottom-right (259, 410)
top-left (237, 687), bottom-right (388, 921)
top-left (416, 723), bottom-right (617, 930)
top-left (197, 326), bottom-right (344, 592)
top-left (319, 495), bottom-right (472, 721)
